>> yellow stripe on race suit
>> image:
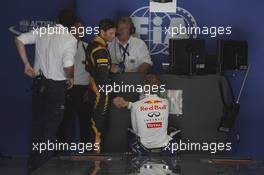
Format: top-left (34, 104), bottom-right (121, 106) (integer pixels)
top-left (90, 46), bottom-right (107, 65)
top-left (90, 47), bottom-right (103, 65)
top-left (103, 95), bottom-right (109, 114)
top-left (90, 78), bottom-right (101, 153)
top-left (90, 78), bottom-right (100, 107)
top-left (91, 161), bottom-right (101, 175)
top-left (91, 118), bottom-right (101, 153)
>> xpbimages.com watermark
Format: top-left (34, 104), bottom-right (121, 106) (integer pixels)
top-left (98, 82), bottom-right (166, 95)
top-left (32, 140), bottom-right (232, 154)
top-left (32, 25), bottom-right (99, 37)
top-left (32, 140), bottom-right (100, 154)
top-left (165, 140), bottom-right (232, 154)
top-left (164, 24), bottom-right (232, 38)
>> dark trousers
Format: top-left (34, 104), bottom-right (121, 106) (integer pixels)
top-left (57, 85), bottom-right (94, 147)
top-left (128, 129), bottom-right (180, 156)
top-left (28, 76), bottom-right (66, 169)
top-left (89, 79), bottom-right (110, 152)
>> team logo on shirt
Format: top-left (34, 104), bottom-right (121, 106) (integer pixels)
top-left (147, 111), bottom-right (161, 117)
top-left (146, 111), bottom-right (164, 128)
top-left (144, 99), bottom-right (162, 104)
top-left (147, 122), bottom-right (163, 128)
top-left (140, 104), bottom-right (167, 111)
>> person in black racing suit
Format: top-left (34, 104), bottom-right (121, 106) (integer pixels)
top-left (85, 18), bottom-right (116, 153)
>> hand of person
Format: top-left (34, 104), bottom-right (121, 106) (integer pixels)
top-left (113, 97), bottom-right (124, 108)
top-left (111, 64), bottom-right (120, 73)
top-left (24, 63), bottom-right (35, 78)
top-left (66, 78), bottom-right (74, 89)
top-left (113, 96), bottom-right (128, 108)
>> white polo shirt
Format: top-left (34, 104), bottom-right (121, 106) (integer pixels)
top-left (17, 24), bottom-right (77, 81)
top-left (108, 36), bottom-right (153, 72)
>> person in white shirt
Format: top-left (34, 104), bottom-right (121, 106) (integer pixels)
top-left (57, 21), bottom-right (94, 149)
top-left (113, 75), bottom-right (180, 155)
top-left (15, 9), bottom-right (77, 172)
top-left (109, 17), bottom-right (153, 73)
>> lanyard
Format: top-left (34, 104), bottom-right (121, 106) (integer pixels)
top-left (119, 43), bottom-right (129, 62)
top-left (82, 42), bottom-right (86, 53)
top-left (118, 43), bottom-right (129, 73)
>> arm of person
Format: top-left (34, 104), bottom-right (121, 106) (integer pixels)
top-left (64, 66), bottom-right (74, 79)
top-left (108, 38), bottom-right (121, 65)
top-left (108, 39), bottom-right (123, 73)
top-left (63, 38), bottom-right (77, 88)
top-left (64, 66), bottom-right (74, 89)
top-left (15, 31), bottom-right (37, 77)
top-left (92, 49), bottom-right (111, 85)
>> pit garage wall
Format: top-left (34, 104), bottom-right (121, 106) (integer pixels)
top-left (77, 0), bottom-right (264, 158)
top-left (1, 0), bottom-right (264, 158)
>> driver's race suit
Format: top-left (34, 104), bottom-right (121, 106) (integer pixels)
top-left (127, 94), bottom-right (179, 155)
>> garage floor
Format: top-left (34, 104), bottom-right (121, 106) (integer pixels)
top-left (1, 154), bottom-right (263, 175)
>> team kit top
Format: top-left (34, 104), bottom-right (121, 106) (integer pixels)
top-left (128, 94), bottom-right (172, 149)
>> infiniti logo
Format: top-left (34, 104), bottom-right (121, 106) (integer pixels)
top-left (148, 111), bottom-right (161, 117)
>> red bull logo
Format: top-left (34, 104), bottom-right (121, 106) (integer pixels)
top-left (144, 99), bottom-right (162, 104)
top-left (140, 104), bottom-right (167, 111)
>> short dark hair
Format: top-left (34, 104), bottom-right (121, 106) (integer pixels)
top-left (98, 18), bottom-right (116, 32)
top-left (58, 8), bottom-right (77, 28)
top-left (143, 75), bottom-right (161, 94)
top-left (144, 75), bottom-right (161, 87)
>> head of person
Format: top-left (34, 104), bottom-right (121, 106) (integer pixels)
top-left (58, 8), bottom-right (77, 29)
top-left (143, 75), bottom-right (161, 95)
top-left (98, 18), bottom-right (116, 42)
top-left (73, 20), bottom-right (85, 40)
top-left (117, 17), bottom-right (136, 41)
